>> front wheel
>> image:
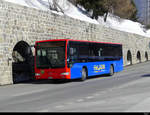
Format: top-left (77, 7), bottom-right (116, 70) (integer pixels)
top-left (109, 65), bottom-right (114, 76)
top-left (80, 68), bottom-right (87, 81)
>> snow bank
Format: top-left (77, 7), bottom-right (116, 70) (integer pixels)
top-left (3, 0), bottom-right (150, 37)
top-left (4, 0), bottom-right (49, 10)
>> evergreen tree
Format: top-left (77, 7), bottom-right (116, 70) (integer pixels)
top-left (75, 0), bottom-right (138, 21)
top-left (76, 0), bottom-right (109, 19)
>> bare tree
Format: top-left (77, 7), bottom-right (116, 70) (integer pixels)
top-left (48, 0), bottom-right (64, 14)
top-left (53, 0), bottom-right (58, 11)
top-left (48, 0), bottom-right (52, 10)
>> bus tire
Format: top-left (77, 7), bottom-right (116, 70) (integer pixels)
top-left (80, 68), bottom-right (87, 81)
top-left (109, 65), bottom-right (114, 76)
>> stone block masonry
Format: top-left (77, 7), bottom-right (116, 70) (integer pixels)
top-left (0, 0), bottom-right (150, 85)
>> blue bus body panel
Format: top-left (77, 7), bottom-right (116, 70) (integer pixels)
top-left (70, 58), bottom-right (123, 79)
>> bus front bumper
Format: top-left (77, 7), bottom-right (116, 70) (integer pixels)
top-left (35, 68), bottom-right (71, 80)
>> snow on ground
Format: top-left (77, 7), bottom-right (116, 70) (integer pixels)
top-left (3, 0), bottom-right (150, 37)
top-left (145, 30), bottom-right (150, 37)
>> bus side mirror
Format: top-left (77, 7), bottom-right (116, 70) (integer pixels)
top-left (30, 45), bottom-right (35, 48)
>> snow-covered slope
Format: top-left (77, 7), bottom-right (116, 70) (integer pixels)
top-left (3, 0), bottom-right (150, 37)
top-left (98, 14), bottom-right (149, 37)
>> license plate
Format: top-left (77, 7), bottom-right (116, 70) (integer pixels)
top-left (48, 77), bottom-right (53, 79)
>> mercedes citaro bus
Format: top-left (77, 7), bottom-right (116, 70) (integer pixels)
top-left (35, 39), bottom-right (123, 81)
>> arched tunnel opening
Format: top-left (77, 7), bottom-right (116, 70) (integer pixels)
top-left (137, 51), bottom-right (141, 63)
top-left (145, 52), bottom-right (148, 61)
top-left (12, 41), bottom-right (34, 83)
top-left (127, 50), bottom-right (132, 65)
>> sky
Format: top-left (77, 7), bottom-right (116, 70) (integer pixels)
top-left (133, 0), bottom-right (143, 20)
top-left (134, 0), bottom-right (141, 10)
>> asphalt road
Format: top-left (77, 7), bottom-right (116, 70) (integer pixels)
top-left (1, 61), bottom-right (150, 112)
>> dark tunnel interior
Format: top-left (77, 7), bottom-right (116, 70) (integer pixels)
top-left (12, 41), bottom-right (34, 83)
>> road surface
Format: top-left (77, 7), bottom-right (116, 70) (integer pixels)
top-left (0, 61), bottom-right (150, 112)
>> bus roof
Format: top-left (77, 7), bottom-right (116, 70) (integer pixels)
top-left (36, 39), bottom-right (122, 45)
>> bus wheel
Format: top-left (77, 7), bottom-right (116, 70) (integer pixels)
top-left (109, 65), bottom-right (114, 76)
top-left (81, 68), bottom-right (87, 81)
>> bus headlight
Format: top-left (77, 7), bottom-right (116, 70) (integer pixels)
top-left (35, 73), bottom-right (41, 76)
top-left (61, 72), bottom-right (69, 76)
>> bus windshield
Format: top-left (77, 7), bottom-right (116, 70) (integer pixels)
top-left (36, 41), bottom-right (66, 69)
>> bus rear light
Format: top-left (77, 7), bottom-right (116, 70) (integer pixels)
top-left (61, 72), bottom-right (70, 76)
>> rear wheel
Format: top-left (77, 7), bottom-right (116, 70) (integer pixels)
top-left (81, 68), bottom-right (87, 81)
top-left (109, 65), bottom-right (114, 76)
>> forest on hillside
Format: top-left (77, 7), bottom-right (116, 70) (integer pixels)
top-left (68, 0), bottom-right (138, 21)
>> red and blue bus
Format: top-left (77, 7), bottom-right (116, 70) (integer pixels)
top-left (35, 39), bottom-right (123, 81)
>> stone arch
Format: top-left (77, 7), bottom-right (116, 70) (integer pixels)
top-left (136, 51), bottom-right (141, 63)
top-left (145, 51), bottom-right (148, 61)
top-left (127, 50), bottom-right (132, 65)
top-left (12, 41), bottom-right (34, 83)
